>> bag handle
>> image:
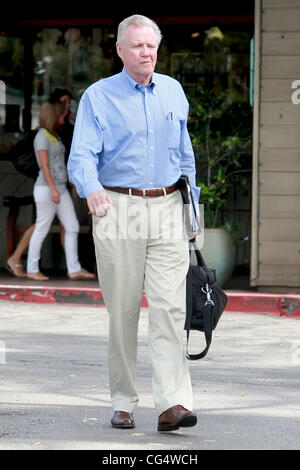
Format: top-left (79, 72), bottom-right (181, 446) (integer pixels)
top-left (189, 240), bottom-right (207, 269)
top-left (186, 242), bottom-right (213, 360)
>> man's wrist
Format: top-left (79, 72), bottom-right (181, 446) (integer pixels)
top-left (84, 182), bottom-right (105, 199)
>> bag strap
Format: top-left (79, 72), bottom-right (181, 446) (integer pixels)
top-left (186, 298), bottom-right (214, 360)
top-left (186, 242), bottom-right (213, 360)
top-left (190, 241), bottom-right (207, 268)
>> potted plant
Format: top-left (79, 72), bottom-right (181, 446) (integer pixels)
top-left (188, 86), bottom-right (252, 286)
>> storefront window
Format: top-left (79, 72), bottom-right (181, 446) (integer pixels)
top-left (0, 33), bottom-right (24, 154)
top-left (0, 18), bottom-right (253, 273)
top-left (31, 27), bottom-right (116, 127)
top-left (157, 25), bottom-right (251, 102)
top-left (0, 21), bottom-right (252, 150)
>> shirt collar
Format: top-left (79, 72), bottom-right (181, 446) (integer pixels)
top-left (121, 67), bottom-right (156, 95)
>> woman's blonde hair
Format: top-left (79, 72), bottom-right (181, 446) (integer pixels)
top-left (39, 100), bottom-right (66, 133)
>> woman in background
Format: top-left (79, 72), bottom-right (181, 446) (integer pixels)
top-left (7, 88), bottom-right (78, 278)
top-left (26, 100), bottom-right (95, 281)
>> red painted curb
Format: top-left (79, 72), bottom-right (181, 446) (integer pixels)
top-left (0, 284), bottom-right (299, 318)
top-left (225, 291), bottom-right (300, 318)
top-left (0, 284), bottom-right (105, 305)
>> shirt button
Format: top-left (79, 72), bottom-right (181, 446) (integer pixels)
top-left (148, 112), bottom-right (151, 116)
top-left (150, 146), bottom-right (154, 150)
top-left (149, 182), bottom-right (153, 185)
top-left (150, 129), bottom-right (154, 133)
top-left (150, 164), bottom-right (154, 168)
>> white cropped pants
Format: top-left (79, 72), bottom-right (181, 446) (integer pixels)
top-left (27, 184), bottom-right (81, 275)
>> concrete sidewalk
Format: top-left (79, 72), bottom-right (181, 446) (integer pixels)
top-left (0, 300), bottom-right (299, 450)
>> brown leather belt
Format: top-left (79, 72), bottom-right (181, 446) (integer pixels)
top-left (103, 183), bottom-right (178, 197)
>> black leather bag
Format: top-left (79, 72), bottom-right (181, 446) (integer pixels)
top-left (9, 130), bottom-right (39, 179)
top-left (185, 242), bottom-right (228, 360)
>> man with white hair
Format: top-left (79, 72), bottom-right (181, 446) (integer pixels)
top-left (68, 14), bottom-right (199, 432)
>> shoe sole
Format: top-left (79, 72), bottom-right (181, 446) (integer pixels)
top-left (111, 423), bottom-right (135, 429)
top-left (26, 274), bottom-right (49, 281)
top-left (157, 414), bottom-right (197, 432)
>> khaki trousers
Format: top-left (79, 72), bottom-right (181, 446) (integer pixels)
top-left (92, 189), bottom-right (193, 414)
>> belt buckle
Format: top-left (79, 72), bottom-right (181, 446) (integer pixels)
top-left (134, 187), bottom-right (167, 197)
top-left (129, 188), bottom-right (146, 196)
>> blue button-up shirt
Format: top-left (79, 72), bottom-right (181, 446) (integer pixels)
top-left (67, 68), bottom-right (200, 203)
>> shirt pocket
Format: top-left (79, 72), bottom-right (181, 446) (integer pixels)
top-left (167, 113), bottom-right (181, 149)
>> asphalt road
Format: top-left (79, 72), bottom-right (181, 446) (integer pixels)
top-left (0, 300), bottom-right (299, 451)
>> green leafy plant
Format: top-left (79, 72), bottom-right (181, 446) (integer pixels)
top-left (188, 86), bottom-right (252, 238)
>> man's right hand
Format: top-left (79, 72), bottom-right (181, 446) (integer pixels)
top-left (87, 190), bottom-right (113, 217)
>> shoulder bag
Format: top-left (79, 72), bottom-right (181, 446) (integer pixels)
top-left (185, 241), bottom-right (228, 360)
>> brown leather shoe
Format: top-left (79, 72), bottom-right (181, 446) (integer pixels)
top-left (158, 405), bottom-right (197, 432)
top-left (111, 411), bottom-right (135, 429)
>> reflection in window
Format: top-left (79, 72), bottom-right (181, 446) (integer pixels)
top-left (0, 34), bottom-right (24, 153)
top-left (0, 22), bottom-right (252, 147)
top-left (158, 25), bottom-right (252, 102)
top-left (31, 27), bottom-right (116, 128)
